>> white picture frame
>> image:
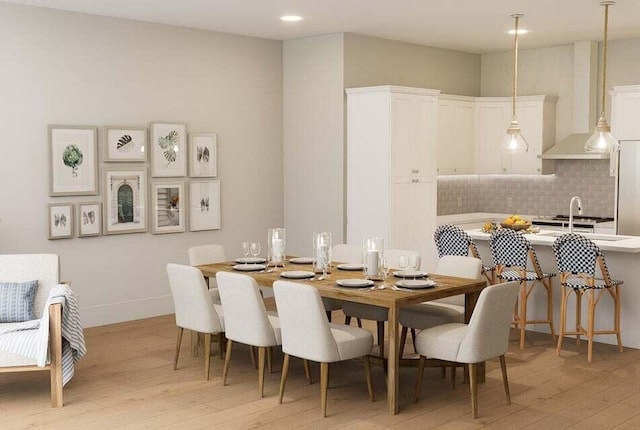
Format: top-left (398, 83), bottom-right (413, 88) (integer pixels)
top-left (103, 167), bottom-right (147, 235)
top-left (49, 125), bottom-right (98, 196)
top-left (150, 122), bottom-right (187, 177)
top-left (188, 133), bottom-right (217, 177)
top-left (189, 179), bottom-right (221, 231)
top-left (104, 127), bottom-right (147, 162)
top-left (150, 180), bottom-right (186, 234)
top-left (77, 202), bottom-right (102, 237)
top-left (48, 203), bottom-right (74, 239)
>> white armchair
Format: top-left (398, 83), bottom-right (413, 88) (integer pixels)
top-left (0, 254), bottom-right (64, 407)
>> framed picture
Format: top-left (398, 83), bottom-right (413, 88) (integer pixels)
top-left (150, 122), bottom-right (187, 177)
top-left (48, 203), bottom-right (74, 239)
top-left (77, 202), bottom-right (102, 237)
top-left (150, 180), bottom-right (186, 234)
top-left (189, 179), bottom-right (221, 231)
top-left (49, 125), bottom-right (98, 196)
top-left (104, 127), bottom-right (147, 162)
top-left (103, 167), bottom-right (147, 235)
top-left (188, 133), bottom-right (217, 177)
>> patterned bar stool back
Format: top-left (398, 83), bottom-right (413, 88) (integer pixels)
top-left (434, 224), bottom-right (495, 284)
top-left (489, 228), bottom-right (556, 349)
top-left (552, 233), bottom-right (623, 363)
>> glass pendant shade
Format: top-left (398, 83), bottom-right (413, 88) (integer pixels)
top-left (503, 119), bottom-right (529, 153)
top-left (585, 116), bottom-right (619, 152)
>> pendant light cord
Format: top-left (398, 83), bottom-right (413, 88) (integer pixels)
top-left (601, 3), bottom-right (609, 119)
top-left (512, 15), bottom-right (520, 119)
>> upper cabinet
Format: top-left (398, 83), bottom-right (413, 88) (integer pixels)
top-left (437, 95), bottom-right (475, 175)
top-left (611, 85), bottom-right (640, 140)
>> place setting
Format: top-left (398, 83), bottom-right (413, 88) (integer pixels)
top-left (232, 241), bottom-right (267, 271)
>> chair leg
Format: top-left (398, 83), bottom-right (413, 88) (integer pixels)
top-left (267, 346), bottom-right (273, 374)
top-left (303, 359), bottom-right (313, 384)
top-left (222, 340), bottom-right (233, 385)
top-left (174, 327), bottom-right (183, 370)
top-left (576, 290), bottom-right (583, 346)
top-left (258, 347), bottom-right (266, 397)
top-left (377, 321), bottom-right (385, 358)
top-left (203, 333), bottom-right (212, 380)
top-left (326, 310), bottom-right (332, 322)
top-left (410, 328), bottom-right (418, 353)
top-left (546, 279), bottom-right (556, 342)
top-left (613, 286), bottom-right (623, 353)
top-left (218, 332), bottom-right (225, 359)
top-left (49, 303), bottom-right (63, 408)
top-left (557, 286), bottom-right (569, 356)
top-left (499, 355), bottom-right (511, 405)
top-left (320, 362), bottom-right (330, 417)
top-left (363, 355), bottom-right (375, 402)
top-left (414, 355), bottom-right (426, 403)
top-left (345, 315), bottom-right (351, 325)
top-left (450, 365), bottom-right (456, 390)
top-left (469, 363), bottom-right (479, 418)
top-left (519, 281), bottom-right (527, 349)
top-left (399, 326), bottom-right (408, 358)
top-left (441, 366), bottom-right (446, 379)
top-left (279, 353), bottom-right (290, 404)
top-left (357, 318), bottom-right (363, 328)
top-left (587, 290), bottom-right (596, 364)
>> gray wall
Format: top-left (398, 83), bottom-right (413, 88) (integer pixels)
top-left (0, 3), bottom-right (283, 326)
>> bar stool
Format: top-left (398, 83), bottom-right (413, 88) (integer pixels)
top-left (552, 233), bottom-right (623, 364)
top-left (435, 224), bottom-right (495, 284)
top-left (489, 228), bottom-right (556, 349)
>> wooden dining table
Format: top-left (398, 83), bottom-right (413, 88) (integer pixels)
top-left (198, 260), bottom-right (487, 415)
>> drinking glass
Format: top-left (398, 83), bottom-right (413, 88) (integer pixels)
top-left (382, 254), bottom-right (391, 284)
top-left (408, 254), bottom-right (419, 279)
top-left (250, 242), bottom-right (261, 259)
top-left (242, 242), bottom-right (251, 263)
top-left (398, 255), bottom-right (409, 274)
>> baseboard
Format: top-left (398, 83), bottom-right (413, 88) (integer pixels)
top-left (80, 295), bottom-right (174, 327)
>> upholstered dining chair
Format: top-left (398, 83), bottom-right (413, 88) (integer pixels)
top-left (216, 271), bottom-right (282, 397)
top-left (166, 263), bottom-right (225, 380)
top-left (435, 224), bottom-right (495, 284)
top-left (273, 280), bottom-right (375, 417)
top-left (317, 244), bottom-right (363, 323)
top-left (489, 228), bottom-right (556, 349)
top-left (552, 233), bottom-right (623, 364)
top-left (342, 249), bottom-right (420, 358)
top-left (414, 281), bottom-right (520, 418)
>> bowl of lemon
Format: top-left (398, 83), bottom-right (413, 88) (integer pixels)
top-left (500, 215), bottom-right (531, 231)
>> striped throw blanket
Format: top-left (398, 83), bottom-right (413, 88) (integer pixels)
top-left (0, 284), bottom-right (86, 385)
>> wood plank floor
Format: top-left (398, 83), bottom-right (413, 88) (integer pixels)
top-left (2, 312), bottom-right (640, 430)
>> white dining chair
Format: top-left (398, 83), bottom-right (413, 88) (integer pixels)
top-left (399, 255), bottom-right (483, 358)
top-left (188, 244), bottom-right (228, 303)
top-left (273, 280), bottom-right (375, 417)
top-left (166, 263), bottom-right (225, 380)
top-left (216, 271), bottom-right (282, 397)
top-left (341, 249), bottom-right (420, 358)
top-left (414, 281), bottom-right (520, 418)
top-left (319, 244), bottom-right (363, 323)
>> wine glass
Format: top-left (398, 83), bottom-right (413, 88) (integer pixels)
top-left (398, 255), bottom-right (409, 275)
top-left (250, 242), bottom-right (261, 260)
top-left (242, 241), bottom-right (250, 263)
top-left (408, 254), bottom-right (419, 280)
top-left (382, 254), bottom-right (391, 285)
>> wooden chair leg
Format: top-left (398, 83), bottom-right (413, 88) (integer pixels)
top-left (364, 355), bottom-right (375, 402)
top-left (326, 310), bottom-right (332, 322)
top-left (614, 286), bottom-right (623, 353)
top-left (250, 346), bottom-right (258, 369)
top-left (576, 290), bottom-right (583, 346)
top-left (414, 355), bottom-right (426, 403)
top-left (519, 282), bottom-right (527, 349)
top-left (204, 333), bottom-right (212, 380)
top-left (267, 346), bottom-right (273, 374)
top-left (258, 347), bottom-right (266, 397)
top-left (320, 362), bottom-right (330, 417)
top-left (450, 365), bottom-right (456, 390)
top-left (469, 363), bottom-right (478, 418)
top-left (279, 354), bottom-right (290, 404)
top-left (174, 327), bottom-right (183, 370)
top-left (499, 355), bottom-right (511, 405)
top-left (557, 286), bottom-right (569, 356)
top-left (441, 366), bottom-right (446, 379)
top-left (410, 328), bottom-right (417, 353)
top-left (377, 321), bottom-right (385, 358)
top-left (218, 333), bottom-right (225, 359)
top-left (399, 326), bottom-right (408, 358)
top-left (303, 359), bottom-right (313, 384)
top-left (546, 279), bottom-right (556, 342)
top-left (357, 318), bottom-right (363, 328)
top-left (222, 340), bottom-right (233, 385)
top-left (587, 290), bottom-right (596, 364)
top-left (345, 315), bottom-right (351, 325)
top-left (49, 303), bottom-right (63, 408)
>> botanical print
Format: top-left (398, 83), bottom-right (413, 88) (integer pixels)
top-left (189, 179), bottom-right (220, 231)
top-left (48, 203), bottom-right (73, 239)
top-left (105, 128), bottom-right (147, 162)
top-left (151, 123), bottom-right (187, 177)
top-left (151, 181), bottom-right (185, 234)
top-left (117, 135), bottom-right (134, 153)
top-left (49, 126), bottom-right (97, 196)
top-left (62, 144), bottom-right (83, 177)
top-left (78, 202), bottom-right (102, 237)
top-left (188, 133), bottom-right (217, 177)
top-left (104, 168), bottom-right (147, 235)
top-left (197, 146), bottom-right (210, 163)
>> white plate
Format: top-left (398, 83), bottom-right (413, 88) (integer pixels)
top-left (289, 257), bottom-right (314, 264)
top-left (393, 270), bottom-right (427, 278)
top-left (280, 270), bottom-right (315, 279)
top-left (395, 279), bottom-right (436, 289)
top-left (335, 279), bottom-right (374, 288)
top-left (235, 257), bottom-right (267, 264)
top-left (232, 264), bottom-right (266, 272)
top-left (337, 263), bottom-right (364, 271)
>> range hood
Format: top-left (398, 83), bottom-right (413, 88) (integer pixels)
top-left (540, 41), bottom-right (610, 160)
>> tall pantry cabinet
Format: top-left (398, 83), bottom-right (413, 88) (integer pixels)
top-left (346, 86), bottom-right (440, 271)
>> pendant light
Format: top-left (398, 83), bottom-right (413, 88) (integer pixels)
top-left (503, 14), bottom-right (528, 153)
top-left (585, 1), bottom-right (619, 153)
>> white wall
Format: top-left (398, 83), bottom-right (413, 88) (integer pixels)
top-left (283, 34), bottom-right (345, 255)
top-left (0, 3), bottom-right (283, 327)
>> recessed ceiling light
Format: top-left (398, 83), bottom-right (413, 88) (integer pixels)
top-left (280, 15), bottom-right (303, 22)
top-left (508, 29), bottom-right (529, 35)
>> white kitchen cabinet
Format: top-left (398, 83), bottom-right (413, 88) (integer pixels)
top-left (437, 95), bottom-right (475, 175)
top-left (474, 95), bottom-right (556, 175)
top-left (346, 86), bottom-right (439, 271)
top-left (611, 85), bottom-right (640, 140)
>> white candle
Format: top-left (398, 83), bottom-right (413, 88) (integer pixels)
top-left (366, 250), bottom-right (379, 277)
top-left (272, 238), bottom-right (283, 259)
top-left (316, 243), bottom-right (327, 268)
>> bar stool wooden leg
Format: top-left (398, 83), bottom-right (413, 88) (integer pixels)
top-left (587, 290), bottom-right (596, 364)
top-left (546, 279), bottom-right (556, 342)
top-left (575, 290), bottom-right (583, 346)
top-left (557, 286), bottom-right (569, 356)
top-left (614, 286), bottom-right (623, 353)
top-left (519, 281), bottom-right (527, 349)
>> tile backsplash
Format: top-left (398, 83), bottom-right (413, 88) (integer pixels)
top-left (437, 160), bottom-right (615, 217)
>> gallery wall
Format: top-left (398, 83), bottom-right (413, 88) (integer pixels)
top-left (0, 3), bottom-right (283, 326)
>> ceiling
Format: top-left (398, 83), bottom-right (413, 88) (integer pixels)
top-left (5, 0), bottom-right (640, 54)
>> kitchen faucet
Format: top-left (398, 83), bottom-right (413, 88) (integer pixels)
top-left (568, 196), bottom-right (583, 234)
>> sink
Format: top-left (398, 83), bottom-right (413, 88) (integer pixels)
top-left (538, 231), bottom-right (630, 242)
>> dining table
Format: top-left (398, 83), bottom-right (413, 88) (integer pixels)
top-left (198, 260), bottom-right (488, 415)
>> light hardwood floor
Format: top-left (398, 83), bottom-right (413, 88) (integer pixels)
top-left (2, 312), bottom-right (640, 430)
